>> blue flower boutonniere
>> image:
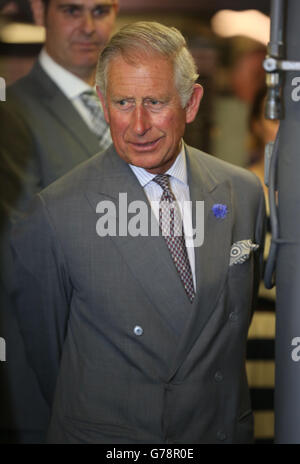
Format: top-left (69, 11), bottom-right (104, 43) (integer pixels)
top-left (212, 203), bottom-right (228, 219)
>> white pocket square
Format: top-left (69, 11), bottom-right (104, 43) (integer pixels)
top-left (229, 240), bottom-right (259, 266)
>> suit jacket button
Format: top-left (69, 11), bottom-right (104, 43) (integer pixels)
top-left (214, 371), bottom-right (223, 382)
top-left (229, 311), bottom-right (238, 322)
top-left (217, 430), bottom-right (227, 441)
top-left (133, 326), bottom-right (143, 336)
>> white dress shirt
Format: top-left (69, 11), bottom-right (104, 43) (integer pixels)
top-left (39, 49), bottom-right (104, 136)
top-left (130, 144), bottom-right (196, 289)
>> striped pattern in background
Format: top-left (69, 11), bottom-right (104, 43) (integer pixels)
top-left (247, 296), bottom-right (275, 443)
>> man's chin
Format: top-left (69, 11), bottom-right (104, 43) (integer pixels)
top-left (129, 153), bottom-right (162, 169)
top-left (130, 156), bottom-right (172, 175)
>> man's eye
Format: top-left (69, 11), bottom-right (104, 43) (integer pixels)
top-left (93, 6), bottom-right (112, 17)
top-left (115, 100), bottom-right (133, 109)
top-left (61, 6), bottom-right (81, 17)
top-left (144, 99), bottom-right (163, 109)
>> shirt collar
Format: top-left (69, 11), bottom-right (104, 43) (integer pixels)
top-left (129, 141), bottom-right (188, 188)
top-left (39, 48), bottom-right (92, 99)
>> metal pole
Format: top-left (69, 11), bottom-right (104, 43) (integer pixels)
top-left (265, 0), bottom-right (284, 120)
top-left (274, 0), bottom-right (300, 444)
top-left (269, 0), bottom-right (284, 56)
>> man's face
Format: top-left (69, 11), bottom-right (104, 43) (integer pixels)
top-left (44, 0), bottom-right (117, 82)
top-left (97, 54), bottom-right (203, 174)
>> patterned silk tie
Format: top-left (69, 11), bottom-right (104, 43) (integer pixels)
top-left (80, 90), bottom-right (112, 150)
top-left (153, 174), bottom-right (195, 302)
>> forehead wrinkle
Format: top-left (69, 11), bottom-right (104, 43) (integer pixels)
top-left (109, 73), bottom-right (173, 89)
top-left (110, 85), bottom-right (171, 99)
top-left (106, 55), bottom-right (178, 101)
top-left (108, 53), bottom-right (174, 76)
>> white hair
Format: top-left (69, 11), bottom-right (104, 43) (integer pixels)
top-left (96, 21), bottom-right (199, 107)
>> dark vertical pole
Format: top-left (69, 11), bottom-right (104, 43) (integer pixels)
top-left (265, 0), bottom-right (284, 120)
top-left (269, 0), bottom-right (284, 54)
top-left (275, 0), bottom-right (300, 444)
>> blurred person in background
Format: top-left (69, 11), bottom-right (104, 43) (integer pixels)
top-left (230, 48), bottom-right (267, 105)
top-left (0, 0), bottom-right (32, 17)
top-left (248, 85), bottom-right (279, 209)
top-left (2, 0), bottom-right (118, 194)
top-left (212, 46), bottom-right (267, 168)
top-left (0, 0), bottom-right (118, 443)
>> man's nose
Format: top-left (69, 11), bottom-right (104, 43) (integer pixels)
top-left (81, 12), bottom-right (96, 35)
top-left (131, 106), bottom-right (151, 135)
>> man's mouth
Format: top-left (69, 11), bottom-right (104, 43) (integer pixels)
top-left (128, 137), bottom-right (163, 151)
top-left (73, 42), bottom-right (99, 48)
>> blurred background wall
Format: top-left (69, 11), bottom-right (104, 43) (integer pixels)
top-left (0, 0), bottom-right (276, 444)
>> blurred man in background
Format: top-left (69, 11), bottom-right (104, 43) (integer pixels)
top-left (4, 0), bottom-right (118, 197)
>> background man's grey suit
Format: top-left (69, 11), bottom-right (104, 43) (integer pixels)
top-left (10, 144), bottom-right (265, 444)
top-left (6, 62), bottom-right (100, 201)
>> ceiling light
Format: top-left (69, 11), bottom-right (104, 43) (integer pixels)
top-left (211, 9), bottom-right (270, 45)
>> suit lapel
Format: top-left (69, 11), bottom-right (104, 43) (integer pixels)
top-left (167, 146), bottom-right (233, 379)
top-left (45, 93), bottom-right (100, 155)
top-left (85, 147), bottom-right (193, 336)
top-left (31, 63), bottom-right (100, 156)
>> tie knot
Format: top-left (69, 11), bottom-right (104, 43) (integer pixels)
top-left (81, 90), bottom-right (94, 97)
top-left (80, 90), bottom-right (99, 108)
top-left (153, 174), bottom-right (171, 192)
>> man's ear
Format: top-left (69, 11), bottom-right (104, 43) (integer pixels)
top-left (96, 85), bottom-right (110, 124)
top-left (185, 84), bottom-right (203, 124)
top-left (30, 0), bottom-right (45, 26)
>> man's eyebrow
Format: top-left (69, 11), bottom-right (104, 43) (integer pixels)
top-left (57, 2), bottom-right (115, 8)
top-left (112, 95), bottom-right (134, 100)
top-left (57, 3), bottom-right (83, 9)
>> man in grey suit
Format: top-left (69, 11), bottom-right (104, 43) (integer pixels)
top-left (4, 0), bottom-right (118, 197)
top-left (0, 0), bottom-right (118, 443)
top-left (10, 22), bottom-right (266, 444)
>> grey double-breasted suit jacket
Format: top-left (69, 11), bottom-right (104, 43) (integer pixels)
top-left (0, 62), bottom-right (102, 442)
top-left (10, 144), bottom-right (265, 444)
